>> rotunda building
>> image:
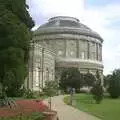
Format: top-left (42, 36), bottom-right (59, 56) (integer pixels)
top-left (28, 16), bottom-right (104, 91)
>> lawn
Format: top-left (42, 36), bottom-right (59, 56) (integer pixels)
top-left (64, 94), bottom-right (120, 120)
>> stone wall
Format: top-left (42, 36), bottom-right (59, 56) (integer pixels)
top-left (34, 37), bottom-right (102, 62)
top-left (25, 43), bottom-right (55, 91)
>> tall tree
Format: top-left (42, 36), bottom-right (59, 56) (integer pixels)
top-left (83, 72), bottom-right (96, 87)
top-left (103, 74), bottom-right (111, 88)
top-left (108, 69), bottom-right (120, 98)
top-left (0, 0), bottom-right (34, 97)
top-left (59, 68), bottom-right (83, 92)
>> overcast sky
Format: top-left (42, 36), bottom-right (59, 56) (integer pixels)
top-left (27, 0), bottom-right (120, 75)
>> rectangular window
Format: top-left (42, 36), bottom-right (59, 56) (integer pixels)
top-left (81, 52), bottom-right (85, 59)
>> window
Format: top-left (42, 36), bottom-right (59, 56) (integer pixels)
top-left (81, 52), bottom-right (85, 59)
top-left (70, 51), bottom-right (74, 55)
top-left (91, 52), bottom-right (95, 60)
top-left (58, 50), bottom-right (62, 55)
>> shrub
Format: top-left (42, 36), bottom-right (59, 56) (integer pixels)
top-left (23, 89), bottom-right (34, 99)
top-left (31, 112), bottom-right (45, 120)
top-left (43, 80), bottom-right (58, 97)
top-left (91, 83), bottom-right (104, 104)
top-left (0, 112), bottom-right (45, 120)
top-left (59, 68), bottom-right (83, 92)
top-left (91, 71), bottom-right (104, 104)
top-left (83, 73), bottom-right (96, 87)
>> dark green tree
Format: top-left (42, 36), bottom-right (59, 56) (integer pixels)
top-left (83, 72), bottom-right (96, 87)
top-left (108, 69), bottom-right (120, 98)
top-left (59, 68), bottom-right (83, 92)
top-left (91, 71), bottom-right (104, 104)
top-left (0, 0), bottom-right (34, 97)
top-left (103, 74), bottom-right (111, 88)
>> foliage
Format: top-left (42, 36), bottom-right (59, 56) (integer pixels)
top-left (43, 80), bottom-right (58, 110)
top-left (43, 80), bottom-right (58, 97)
top-left (108, 69), bottom-right (120, 98)
top-left (0, 112), bottom-right (45, 120)
top-left (0, 84), bottom-right (16, 107)
top-left (0, 0), bottom-right (34, 97)
top-left (83, 72), bottom-right (96, 87)
top-left (30, 112), bottom-right (45, 120)
top-left (59, 68), bottom-right (83, 92)
top-left (103, 74), bottom-right (111, 88)
top-left (23, 89), bottom-right (34, 99)
top-left (91, 71), bottom-right (104, 104)
top-left (0, 97), bottom-right (16, 108)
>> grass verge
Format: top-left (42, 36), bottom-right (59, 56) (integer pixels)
top-left (64, 94), bottom-right (120, 120)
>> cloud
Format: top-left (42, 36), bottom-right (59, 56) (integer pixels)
top-left (83, 3), bottom-right (120, 75)
top-left (27, 0), bottom-right (84, 25)
top-left (27, 0), bottom-right (120, 75)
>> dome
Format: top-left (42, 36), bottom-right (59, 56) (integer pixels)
top-left (33, 16), bottom-right (103, 71)
top-left (34, 16), bottom-right (103, 42)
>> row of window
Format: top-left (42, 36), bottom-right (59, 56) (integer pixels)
top-left (57, 50), bottom-right (102, 61)
top-left (37, 40), bottom-right (102, 61)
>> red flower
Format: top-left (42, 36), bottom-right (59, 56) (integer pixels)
top-left (0, 99), bottom-right (48, 117)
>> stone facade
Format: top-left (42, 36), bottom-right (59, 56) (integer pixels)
top-left (26, 16), bottom-right (104, 91)
top-left (25, 43), bottom-right (55, 91)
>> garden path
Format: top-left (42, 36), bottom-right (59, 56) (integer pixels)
top-left (45, 95), bottom-right (101, 120)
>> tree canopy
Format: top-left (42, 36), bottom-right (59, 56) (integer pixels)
top-left (0, 0), bottom-right (34, 96)
top-left (108, 69), bottom-right (120, 98)
top-left (83, 72), bottom-right (96, 87)
top-left (59, 68), bottom-right (83, 91)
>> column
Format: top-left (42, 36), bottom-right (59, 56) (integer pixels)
top-left (65, 40), bottom-right (67, 57)
top-left (87, 41), bottom-right (90, 59)
top-left (31, 42), bottom-right (35, 90)
top-left (100, 44), bottom-right (102, 61)
top-left (96, 43), bottom-right (98, 60)
top-left (76, 40), bottom-right (79, 58)
top-left (41, 48), bottom-right (44, 89)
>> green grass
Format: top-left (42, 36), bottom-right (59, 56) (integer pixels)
top-left (64, 94), bottom-right (120, 120)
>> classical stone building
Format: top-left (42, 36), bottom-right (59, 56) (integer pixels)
top-left (26, 16), bottom-right (104, 91)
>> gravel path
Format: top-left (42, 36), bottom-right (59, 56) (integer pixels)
top-left (46, 95), bottom-right (101, 120)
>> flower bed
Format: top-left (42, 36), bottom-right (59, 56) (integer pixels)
top-left (0, 99), bottom-right (48, 117)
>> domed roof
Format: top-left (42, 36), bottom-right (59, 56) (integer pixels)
top-left (35, 16), bottom-right (103, 42)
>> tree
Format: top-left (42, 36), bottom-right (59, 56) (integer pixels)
top-left (108, 69), bottom-right (120, 98)
top-left (0, 0), bottom-right (34, 97)
top-left (91, 71), bottom-right (104, 104)
top-left (59, 68), bottom-right (83, 92)
top-left (103, 74), bottom-right (111, 88)
top-left (83, 72), bottom-right (96, 87)
top-left (43, 80), bottom-right (58, 110)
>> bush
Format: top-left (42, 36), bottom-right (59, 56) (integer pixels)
top-left (0, 97), bottom-right (16, 108)
top-left (59, 68), bottom-right (83, 91)
top-left (31, 112), bottom-right (45, 120)
top-left (0, 112), bottom-right (45, 120)
top-left (91, 84), bottom-right (104, 104)
top-left (83, 73), bottom-right (96, 87)
top-left (23, 89), bottom-right (34, 99)
top-left (91, 71), bottom-right (104, 104)
top-left (43, 80), bottom-right (58, 97)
